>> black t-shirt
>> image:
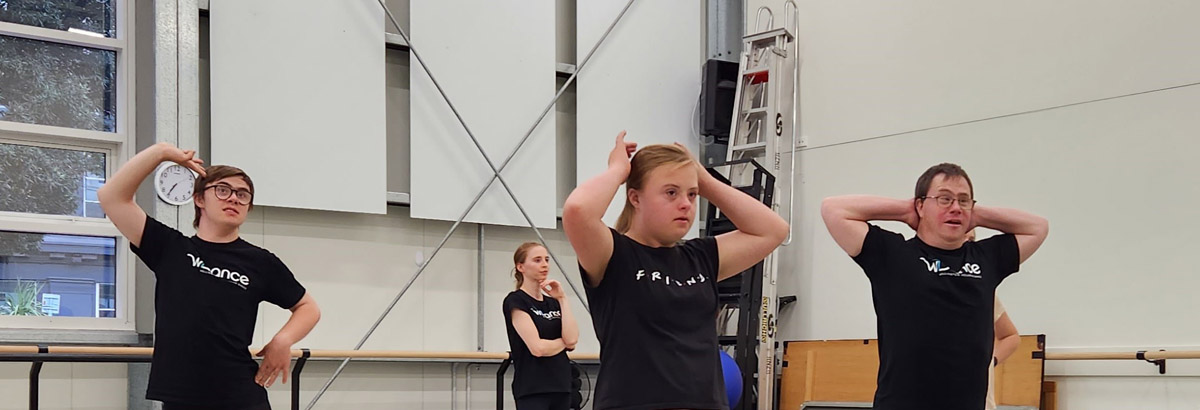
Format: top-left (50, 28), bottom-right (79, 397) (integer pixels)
top-left (581, 229), bottom-right (726, 410)
top-left (502, 290), bottom-right (571, 398)
top-left (131, 216), bottom-right (306, 407)
top-left (853, 225), bottom-right (1020, 410)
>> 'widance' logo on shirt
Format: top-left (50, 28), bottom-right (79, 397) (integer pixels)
top-left (530, 308), bottom-right (561, 320)
top-left (635, 269), bottom-right (708, 287)
top-left (918, 257), bottom-right (982, 279)
top-left (187, 253), bottom-right (251, 289)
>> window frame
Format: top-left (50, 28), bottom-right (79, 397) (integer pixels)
top-left (0, 0), bottom-right (135, 331)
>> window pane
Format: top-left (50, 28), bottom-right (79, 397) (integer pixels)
top-left (0, 231), bottom-right (116, 318)
top-left (0, 142), bottom-right (106, 217)
top-left (97, 282), bottom-right (113, 308)
top-left (0, 0), bottom-right (116, 37)
top-left (0, 34), bottom-right (116, 131)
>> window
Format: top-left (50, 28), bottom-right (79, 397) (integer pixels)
top-left (0, 0), bottom-right (116, 38)
top-left (0, 142), bottom-right (107, 217)
top-left (0, 34), bottom-right (117, 131)
top-left (0, 0), bottom-right (131, 330)
top-left (0, 231), bottom-right (116, 318)
top-left (95, 282), bottom-right (115, 318)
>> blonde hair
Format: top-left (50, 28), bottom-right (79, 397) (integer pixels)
top-left (512, 242), bottom-right (544, 289)
top-left (614, 144), bottom-right (695, 233)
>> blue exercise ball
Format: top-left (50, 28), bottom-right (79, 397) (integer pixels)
top-left (719, 350), bottom-right (742, 407)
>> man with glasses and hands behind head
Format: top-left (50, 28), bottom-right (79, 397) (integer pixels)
top-left (819, 163), bottom-right (1048, 410)
top-left (98, 142), bottom-right (321, 410)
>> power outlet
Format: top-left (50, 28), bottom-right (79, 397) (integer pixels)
top-left (795, 134), bottom-right (810, 149)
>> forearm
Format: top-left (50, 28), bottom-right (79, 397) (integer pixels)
top-left (271, 302), bottom-right (320, 346)
top-left (821, 195), bottom-right (916, 224)
top-left (532, 339), bottom-right (568, 357)
top-left (558, 298), bottom-right (579, 347)
top-left (701, 174), bottom-right (788, 240)
top-left (994, 334), bottom-right (1020, 363)
top-left (973, 205), bottom-right (1048, 236)
top-left (563, 167), bottom-right (628, 220)
top-left (98, 143), bottom-right (168, 204)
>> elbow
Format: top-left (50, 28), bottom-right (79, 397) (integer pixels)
top-left (1038, 217), bottom-right (1050, 239)
top-left (308, 303), bottom-right (322, 324)
top-left (819, 198), bottom-right (840, 222)
top-left (561, 200), bottom-right (585, 222)
top-left (561, 201), bottom-right (593, 231)
top-left (96, 184), bottom-right (131, 211)
top-left (771, 217), bottom-right (790, 244)
top-left (563, 335), bottom-right (579, 348)
top-left (293, 298), bottom-right (321, 324)
top-left (96, 184), bottom-right (114, 207)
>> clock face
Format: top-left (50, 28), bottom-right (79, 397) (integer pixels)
top-left (155, 163), bottom-right (197, 206)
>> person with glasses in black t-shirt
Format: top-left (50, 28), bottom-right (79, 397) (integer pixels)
top-left (561, 131), bottom-right (789, 410)
top-left (98, 142), bottom-right (321, 410)
top-left (502, 242), bottom-right (580, 410)
top-left (820, 163), bottom-right (1048, 410)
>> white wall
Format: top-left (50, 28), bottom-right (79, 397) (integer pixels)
top-left (576, 0), bottom-right (705, 234)
top-left (0, 363), bottom-right (127, 410)
top-left (743, 0), bottom-right (1200, 408)
top-left (195, 0), bottom-right (598, 408)
top-left (34, 0), bottom-right (1200, 409)
top-left (209, 0), bottom-right (387, 215)
top-left (408, 0), bottom-right (558, 229)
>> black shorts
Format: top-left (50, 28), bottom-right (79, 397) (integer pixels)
top-left (515, 392), bottom-right (571, 410)
top-left (162, 401), bottom-right (271, 410)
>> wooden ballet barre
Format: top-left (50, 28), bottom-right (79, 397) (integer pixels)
top-left (0, 345), bottom-right (599, 361)
top-left (1041, 350), bottom-right (1200, 360)
top-left (0, 344), bottom-right (598, 410)
top-left (1038, 349), bottom-right (1200, 374)
top-left (298, 349), bottom-right (599, 361)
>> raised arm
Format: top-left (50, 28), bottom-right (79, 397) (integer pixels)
top-left (698, 162), bottom-right (788, 281)
top-left (819, 195), bottom-right (918, 257)
top-left (562, 131), bottom-right (635, 286)
top-left (972, 205), bottom-right (1049, 263)
top-left (97, 142), bottom-right (206, 247)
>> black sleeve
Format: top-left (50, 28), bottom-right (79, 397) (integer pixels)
top-left (502, 292), bottom-right (515, 317)
top-left (978, 233), bottom-right (1020, 281)
top-left (129, 215), bottom-right (187, 273)
top-left (580, 228), bottom-right (625, 289)
top-left (682, 236), bottom-right (720, 288)
top-left (503, 292), bottom-right (529, 319)
top-left (262, 254), bottom-right (307, 309)
top-left (851, 224), bottom-right (903, 279)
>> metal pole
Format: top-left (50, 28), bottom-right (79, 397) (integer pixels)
top-left (495, 358), bottom-right (512, 410)
top-left (478, 224), bottom-right (485, 352)
top-left (290, 348), bottom-right (310, 410)
top-left (29, 345), bottom-right (47, 410)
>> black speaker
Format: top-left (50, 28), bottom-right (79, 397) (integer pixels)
top-left (569, 362), bottom-right (584, 409)
top-left (700, 59), bottom-right (740, 142)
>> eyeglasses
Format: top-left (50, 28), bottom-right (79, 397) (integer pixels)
top-left (205, 184), bottom-right (253, 205)
top-left (920, 195), bottom-right (975, 210)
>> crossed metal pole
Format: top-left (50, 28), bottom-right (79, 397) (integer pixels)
top-left (305, 1), bottom-right (639, 408)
